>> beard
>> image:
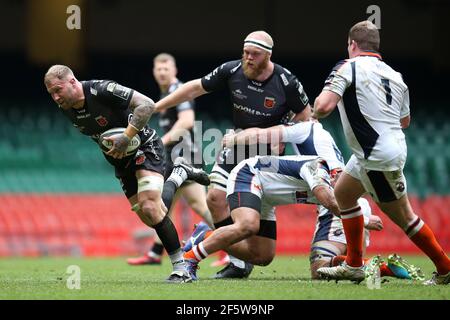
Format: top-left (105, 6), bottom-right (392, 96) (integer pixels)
top-left (242, 54), bottom-right (269, 79)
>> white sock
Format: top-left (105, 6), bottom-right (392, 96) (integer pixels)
top-left (167, 166), bottom-right (188, 188)
top-left (229, 255), bottom-right (245, 268)
top-left (169, 249), bottom-right (185, 272)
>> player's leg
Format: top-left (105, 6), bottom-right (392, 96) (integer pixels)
top-left (208, 162), bottom-right (253, 278)
top-left (132, 169), bottom-right (191, 282)
top-left (180, 182), bottom-right (213, 227)
top-left (215, 198), bottom-right (276, 269)
top-left (316, 156), bottom-right (367, 281)
top-left (183, 205), bottom-right (260, 279)
top-left (352, 164), bottom-right (449, 284)
top-left (127, 157), bottom-right (209, 266)
top-left (309, 205), bottom-right (348, 279)
top-left (310, 241), bottom-right (347, 279)
top-left (377, 195), bottom-right (450, 285)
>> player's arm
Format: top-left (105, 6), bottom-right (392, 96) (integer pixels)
top-left (161, 109), bottom-right (195, 146)
top-left (313, 60), bottom-right (350, 119)
top-left (222, 125), bottom-right (284, 147)
top-left (400, 115), bottom-right (410, 129)
top-left (312, 185), bottom-right (340, 217)
top-left (400, 87), bottom-right (410, 129)
top-left (292, 104), bottom-right (312, 122)
top-left (285, 75), bottom-right (311, 122)
top-left (107, 90), bottom-right (155, 158)
top-left (313, 91), bottom-right (341, 119)
top-left (154, 79), bottom-right (207, 113)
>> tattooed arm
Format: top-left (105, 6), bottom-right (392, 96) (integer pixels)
top-left (106, 91), bottom-right (155, 159)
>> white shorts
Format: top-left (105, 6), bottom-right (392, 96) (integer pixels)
top-left (345, 155), bottom-right (407, 203)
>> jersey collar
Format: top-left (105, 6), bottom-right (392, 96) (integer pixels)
top-left (357, 51), bottom-right (382, 60)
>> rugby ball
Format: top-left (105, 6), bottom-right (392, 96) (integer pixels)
top-left (99, 127), bottom-right (141, 156)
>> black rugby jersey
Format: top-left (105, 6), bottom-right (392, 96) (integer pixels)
top-left (158, 80), bottom-right (195, 146)
top-left (61, 80), bottom-right (156, 145)
top-left (201, 60), bottom-right (309, 129)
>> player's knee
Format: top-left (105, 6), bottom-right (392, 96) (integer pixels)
top-left (256, 255), bottom-right (274, 266)
top-left (187, 198), bottom-right (207, 215)
top-left (235, 220), bottom-right (259, 239)
top-left (138, 199), bottom-right (160, 220)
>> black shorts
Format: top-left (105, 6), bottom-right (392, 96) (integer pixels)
top-left (105, 135), bottom-right (166, 198)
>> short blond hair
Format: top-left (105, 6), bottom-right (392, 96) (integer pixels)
top-left (44, 65), bottom-right (74, 84)
top-left (153, 53), bottom-right (176, 65)
top-left (348, 21), bottom-right (380, 51)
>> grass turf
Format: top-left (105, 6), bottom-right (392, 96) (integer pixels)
top-left (0, 255), bottom-right (448, 300)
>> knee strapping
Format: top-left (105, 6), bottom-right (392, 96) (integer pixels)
top-left (137, 176), bottom-right (164, 194)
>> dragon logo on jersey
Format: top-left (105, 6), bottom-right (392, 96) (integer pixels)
top-left (264, 97), bottom-right (276, 109)
top-left (95, 115), bottom-right (108, 127)
top-left (135, 155), bottom-right (145, 165)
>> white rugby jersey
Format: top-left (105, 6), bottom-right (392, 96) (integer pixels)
top-left (282, 121), bottom-right (345, 171)
top-left (227, 155), bottom-right (331, 206)
top-left (323, 52), bottom-right (410, 170)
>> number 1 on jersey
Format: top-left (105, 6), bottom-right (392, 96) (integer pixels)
top-left (381, 78), bottom-right (392, 105)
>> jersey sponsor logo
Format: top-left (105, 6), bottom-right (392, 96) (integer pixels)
top-left (74, 124), bottom-right (85, 133)
top-left (204, 67), bottom-right (220, 81)
top-left (230, 63), bottom-right (241, 74)
top-left (112, 84), bottom-right (131, 100)
top-left (90, 87), bottom-right (98, 96)
top-left (280, 73), bottom-right (289, 86)
top-left (95, 115), bottom-right (108, 127)
top-left (232, 89), bottom-right (247, 100)
top-left (107, 82), bottom-right (116, 92)
top-left (251, 80), bottom-right (262, 87)
top-left (282, 67), bottom-right (292, 75)
top-left (247, 85), bottom-right (264, 93)
top-left (233, 103), bottom-right (271, 117)
top-left (333, 229), bottom-right (343, 236)
top-left (264, 97), bottom-right (276, 109)
top-left (252, 183), bottom-right (262, 191)
top-left (76, 113), bottom-right (91, 119)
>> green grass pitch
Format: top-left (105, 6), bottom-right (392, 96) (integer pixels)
top-left (0, 255), bottom-right (448, 300)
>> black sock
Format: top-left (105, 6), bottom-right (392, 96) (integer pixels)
top-left (151, 243), bottom-right (164, 256)
top-left (161, 181), bottom-right (177, 212)
top-left (152, 215), bottom-right (181, 255)
top-left (214, 216), bottom-right (234, 229)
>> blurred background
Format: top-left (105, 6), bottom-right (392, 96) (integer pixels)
top-left (0, 0), bottom-right (449, 257)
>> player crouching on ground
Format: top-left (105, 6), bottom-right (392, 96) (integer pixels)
top-left (182, 155), bottom-right (345, 280)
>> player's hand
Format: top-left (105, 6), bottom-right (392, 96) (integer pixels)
top-left (222, 133), bottom-right (236, 147)
top-left (365, 215), bottom-right (383, 231)
top-left (105, 133), bottom-right (130, 159)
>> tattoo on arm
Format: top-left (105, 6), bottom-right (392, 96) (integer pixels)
top-left (114, 134), bottom-right (130, 153)
top-left (129, 92), bottom-right (155, 131)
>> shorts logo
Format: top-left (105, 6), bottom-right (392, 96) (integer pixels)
top-left (253, 183), bottom-right (262, 191)
top-left (135, 155), bottom-right (145, 165)
top-left (264, 97), bottom-right (276, 109)
top-left (95, 115), bottom-right (108, 127)
top-left (396, 182), bottom-right (405, 192)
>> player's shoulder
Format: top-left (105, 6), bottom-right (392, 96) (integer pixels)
top-left (331, 59), bottom-right (352, 73)
top-left (273, 63), bottom-right (299, 87)
top-left (81, 80), bottom-right (114, 96)
top-left (220, 59), bottom-right (242, 74)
